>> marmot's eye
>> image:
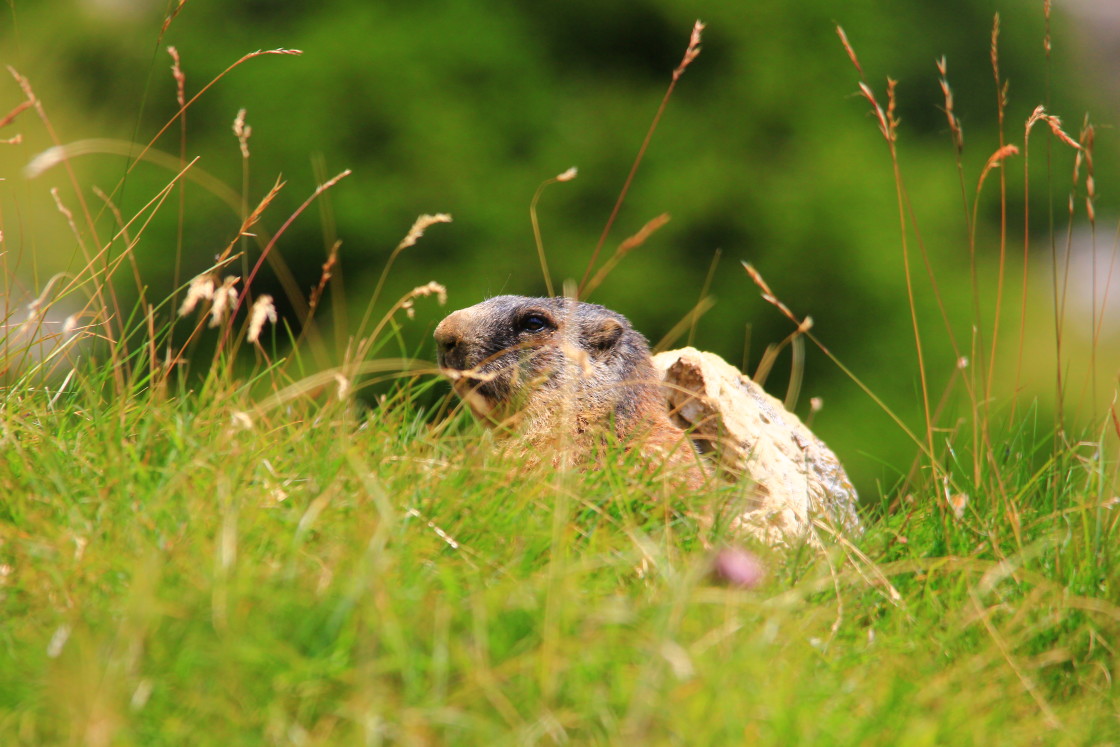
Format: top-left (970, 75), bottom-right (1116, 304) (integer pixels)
top-left (518, 314), bottom-right (550, 333)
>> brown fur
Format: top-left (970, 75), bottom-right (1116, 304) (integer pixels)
top-left (434, 295), bottom-right (706, 488)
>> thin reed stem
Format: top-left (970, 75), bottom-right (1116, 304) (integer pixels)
top-left (129, 49), bottom-right (301, 177)
top-left (219, 170), bottom-right (351, 353)
top-left (986, 14), bottom-right (1009, 417)
top-left (836, 27), bottom-right (938, 488)
top-left (578, 21), bottom-right (704, 298)
top-left (529, 168), bottom-right (577, 298)
top-left (689, 249), bottom-right (721, 348)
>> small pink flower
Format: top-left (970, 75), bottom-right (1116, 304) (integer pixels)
top-left (710, 547), bottom-right (765, 589)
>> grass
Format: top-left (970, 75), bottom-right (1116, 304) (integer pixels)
top-left (0, 371), bottom-right (1117, 744)
top-left (2, 9), bottom-right (1120, 747)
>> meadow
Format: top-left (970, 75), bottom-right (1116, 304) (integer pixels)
top-left (1, 7), bottom-right (1119, 746)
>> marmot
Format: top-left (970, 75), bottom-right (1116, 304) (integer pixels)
top-left (434, 295), bottom-right (706, 488)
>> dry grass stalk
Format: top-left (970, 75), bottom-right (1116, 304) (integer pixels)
top-left (741, 261), bottom-right (800, 327)
top-left (686, 249), bottom-right (722, 348)
top-left (578, 20), bottom-right (704, 297)
top-left (652, 295), bottom-right (716, 353)
top-left (400, 281), bottom-right (448, 320)
top-left (617, 213), bottom-right (670, 255)
top-left (221, 169), bottom-right (350, 351)
top-left (983, 13), bottom-right (1012, 435)
top-left (1012, 106), bottom-right (1084, 421)
top-left (21, 139), bottom-right (245, 222)
top-left (859, 81), bottom-right (893, 143)
top-left (78, 159), bottom-right (197, 306)
top-left (1079, 139), bottom-right (1118, 353)
top-left (837, 29), bottom-right (898, 144)
top-left (530, 167), bottom-right (579, 297)
top-left (742, 260), bottom-right (926, 454)
top-left (0, 99), bottom-right (30, 130)
top-left (307, 240), bottom-right (340, 316)
top-left (582, 213), bottom-right (670, 299)
top-left (753, 317), bottom-right (813, 390)
top-left (1044, 0), bottom-right (1053, 55)
top-left (209, 276), bottom-right (239, 328)
top-left (835, 26), bottom-right (863, 78)
top-left (256, 359), bottom-right (431, 412)
top-left (247, 294), bottom-right (277, 343)
top-left (347, 281), bottom-right (448, 388)
top-left (1025, 106), bottom-right (1080, 151)
top-left (160, 0), bottom-right (188, 35)
top-left (17, 275), bottom-right (64, 338)
top-left (398, 213), bottom-right (452, 251)
top-left (0, 99), bottom-right (25, 144)
top-left (976, 144), bottom-right (1019, 196)
top-left (837, 25), bottom-right (941, 490)
top-left (937, 57), bottom-right (963, 153)
top-left (92, 184), bottom-right (148, 311)
top-left (9, 66), bottom-right (100, 247)
top-left (46, 187), bottom-right (124, 359)
top-left (401, 281), bottom-right (447, 319)
top-left (167, 45), bottom-right (188, 319)
top-left (885, 78), bottom-right (899, 139)
top-left (131, 49), bottom-right (302, 177)
top-left (168, 47), bottom-right (186, 109)
top-left (18, 61), bottom-right (202, 390)
top-left (358, 213), bottom-right (452, 349)
top-left (233, 108), bottom-right (251, 159)
top-left (216, 176), bottom-right (286, 263)
top-left (990, 14), bottom-right (1003, 104)
top-left (18, 153), bottom-right (198, 386)
top-left (10, 69), bottom-right (125, 386)
top-left (673, 20), bottom-right (705, 81)
top-left (49, 187), bottom-right (87, 258)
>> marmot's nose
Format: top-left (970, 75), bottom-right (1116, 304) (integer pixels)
top-left (434, 312), bottom-right (466, 369)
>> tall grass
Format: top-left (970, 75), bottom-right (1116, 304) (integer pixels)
top-left (1, 10), bottom-right (1118, 746)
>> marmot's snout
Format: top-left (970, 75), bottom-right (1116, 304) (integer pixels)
top-left (433, 309), bottom-right (469, 371)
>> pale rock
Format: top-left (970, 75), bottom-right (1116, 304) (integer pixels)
top-left (653, 347), bottom-right (861, 545)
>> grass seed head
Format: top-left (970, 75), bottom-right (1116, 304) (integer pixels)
top-left (168, 46), bottom-right (185, 108)
top-left (208, 275), bottom-right (239, 328)
top-left (410, 280), bottom-right (448, 306)
top-left (398, 213), bottom-right (452, 251)
top-left (233, 108), bottom-right (251, 159)
top-left (403, 281), bottom-right (449, 317)
top-left (179, 273), bottom-right (215, 316)
top-left (673, 20), bottom-right (705, 81)
top-left (334, 373), bottom-right (350, 400)
top-left (247, 294), bottom-right (276, 343)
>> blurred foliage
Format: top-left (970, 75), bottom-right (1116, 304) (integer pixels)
top-left (0, 0), bottom-right (1115, 497)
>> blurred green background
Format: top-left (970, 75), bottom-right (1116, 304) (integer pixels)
top-left (2, 0), bottom-right (1117, 499)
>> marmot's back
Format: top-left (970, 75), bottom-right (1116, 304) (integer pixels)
top-left (434, 295), bottom-right (704, 486)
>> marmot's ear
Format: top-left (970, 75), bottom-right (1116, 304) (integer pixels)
top-left (585, 317), bottom-right (624, 352)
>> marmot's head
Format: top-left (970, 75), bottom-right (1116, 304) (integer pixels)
top-left (433, 295), bottom-right (655, 428)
